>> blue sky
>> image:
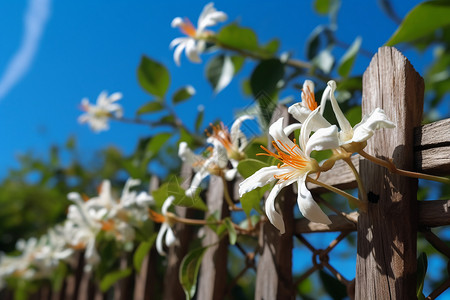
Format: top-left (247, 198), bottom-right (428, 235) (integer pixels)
top-left (0, 0), bottom-right (448, 298)
top-left (0, 0), bottom-right (430, 178)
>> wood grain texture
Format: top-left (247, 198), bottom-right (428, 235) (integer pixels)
top-left (355, 47), bottom-right (424, 299)
top-left (294, 200), bottom-right (450, 234)
top-left (197, 175), bottom-right (230, 300)
top-left (414, 118), bottom-right (450, 148)
top-left (255, 107), bottom-right (295, 300)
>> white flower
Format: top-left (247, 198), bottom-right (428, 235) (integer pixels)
top-left (321, 81), bottom-right (395, 151)
top-left (178, 140), bottom-right (228, 197)
top-left (170, 3), bottom-right (227, 65)
top-left (208, 115), bottom-right (254, 180)
top-left (288, 80), bottom-right (332, 131)
top-left (78, 91), bottom-right (123, 132)
top-left (150, 196), bottom-right (177, 256)
top-left (239, 110), bottom-right (340, 234)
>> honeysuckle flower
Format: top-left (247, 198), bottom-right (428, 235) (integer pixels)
top-left (239, 110), bottom-right (340, 234)
top-left (78, 91), bottom-right (123, 132)
top-left (321, 81), bottom-right (395, 152)
top-left (288, 80), bottom-right (332, 131)
top-left (150, 196), bottom-right (177, 256)
top-left (207, 115), bottom-right (254, 180)
top-left (170, 2), bottom-right (227, 65)
top-left (178, 140), bottom-right (228, 197)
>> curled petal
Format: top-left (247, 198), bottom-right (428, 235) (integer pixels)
top-left (156, 223), bottom-right (169, 256)
top-left (230, 115), bottom-right (253, 150)
top-left (297, 175), bottom-right (331, 224)
top-left (165, 226), bottom-right (176, 248)
top-left (351, 108), bottom-right (396, 143)
top-left (171, 17), bottom-right (184, 28)
top-left (185, 39), bottom-right (201, 63)
top-left (305, 125), bottom-right (340, 157)
top-left (327, 81), bottom-right (353, 134)
top-left (162, 196), bottom-right (175, 215)
top-left (239, 165), bottom-right (285, 197)
top-left (173, 42), bottom-right (187, 66)
top-left (265, 183), bottom-right (286, 234)
top-left (269, 118), bottom-right (297, 152)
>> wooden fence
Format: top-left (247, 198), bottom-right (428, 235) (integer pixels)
top-left (2, 47), bottom-right (450, 300)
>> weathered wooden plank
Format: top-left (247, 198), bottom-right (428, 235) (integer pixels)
top-left (355, 46), bottom-right (424, 299)
top-left (197, 176), bottom-right (230, 300)
top-left (414, 118), bottom-right (450, 148)
top-left (294, 200), bottom-right (450, 233)
top-left (418, 199), bottom-right (450, 228)
top-left (255, 107), bottom-right (295, 300)
top-left (415, 145), bottom-right (450, 176)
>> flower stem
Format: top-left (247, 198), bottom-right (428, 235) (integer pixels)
top-left (359, 150), bottom-right (450, 184)
top-left (306, 177), bottom-right (366, 212)
top-left (343, 157), bottom-right (369, 209)
top-left (221, 175), bottom-right (243, 211)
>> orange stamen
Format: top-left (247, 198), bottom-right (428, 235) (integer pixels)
top-left (302, 86), bottom-right (318, 111)
top-left (207, 122), bottom-right (234, 152)
top-left (257, 139), bottom-right (309, 181)
top-left (180, 18), bottom-right (197, 37)
top-left (100, 220), bottom-right (115, 232)
top-left (148, 209), bottom-right (166, 223)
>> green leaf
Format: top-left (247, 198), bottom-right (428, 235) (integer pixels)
top-left (386, 0), bottom-right (450, 46)
top-left (337, 36), bottom-right (362, 77)
top-left (250, 58), bottom-right (284, 98)
top-left (314, 0), bottom-right (333, 14)
top-left (237, 158), bottom-right (269, 179)
top-left (224, 217), bottom-right (237, 245)
top-left (205, 55), bottom-right (235, 93)
top-left (136, 101), bottom-right (164, 116)
top-left (179, 246), bottom-right (209, 300)
top-left (416, 252), bottom-right (428, 299)
top-left (216, 23), bottom-right (260, 53)
top-left (318, 269), bottom-right (347, 300)
top-left (167, 179), bottom-right (208, 211)
top-left (133, 234), bottom-right (157, 272)
top-left (172, 85), bottom-right (196, 104)
top-left (145, 133), bottom-right (172, 160)
top-left (137, 55), bottom-right (170, 97)
top-left (100, 268), bottom-right (132, 292)
top-left (262, 39), bottom-right (280, 55)
top-left (241, 185), bottom-right (268, 216)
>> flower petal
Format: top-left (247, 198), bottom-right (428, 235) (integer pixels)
top-left (351, 108), bottom-right (396, 143)
top-left (297, 174), bottom-right (331, 224)
top-left (326, 81), bottom-right (353, 134)
top-left (230, 115), bottom-right (253, 150)
top-left (264, 183), bottom-right (286, 234)
top-left (305, 125), bottom-right (340, 157)
top-left (239, 165), bottom-right (284, 197)
top-left (173, 42), bottom-right (187, 66)
top-left (269, 117), bottom-right (297, 152)
top-left (156, 223), bottom-right (169, 256)
top-left (185, 39), bottom-right (201, 63)
top-left (162, 196), bottom-right (175, 215)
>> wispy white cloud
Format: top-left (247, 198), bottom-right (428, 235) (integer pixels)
top-left (0, 0), bottom-right (51, 100)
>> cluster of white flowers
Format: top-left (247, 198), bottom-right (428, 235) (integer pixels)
top-left (0, 178), bottom-right (154, 285)
top-left (178, 115), bottom-right (254, 197)
top-left (239, 80), bottom-right (395, 234)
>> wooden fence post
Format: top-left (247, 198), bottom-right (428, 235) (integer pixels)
top-left (197, 175), bottom-right (230, 300)
top-left (356, 47), bottom-right (424, 299)
top-left (255, 106), bottom-right (295, 300)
